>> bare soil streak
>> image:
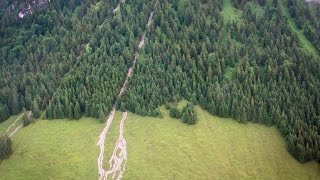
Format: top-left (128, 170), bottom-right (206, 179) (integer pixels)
top-left (104, 112), bottom-right (128, 180)
top-left (97, 108), bottom-right (116, 178)
top-left (9, 124), bottom-right (23, 138)
top-left (6, 114), bottom-right (23, 134)
top-left (97, 11), bottom-right (154, 180)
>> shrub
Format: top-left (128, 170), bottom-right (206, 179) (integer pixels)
top-left (169, 107), bottom-right (182, 119)
top-left (181, 103), bottom-right (197, 125)
top-left (0, 134), bottom-right (12, 160)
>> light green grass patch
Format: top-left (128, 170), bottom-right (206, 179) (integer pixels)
top-left (1, 107), bottom-right (319, 179)
top-left (122, 106), bottom-right (320, 179)
top-left (224, 66), bottom-right (234, 80)
top-left (0, 114), bottom-right (22, 134)
top-left (85, 43), bottom-right (92, 53)
top-left (91, 1), bottom-right (102, 12)
top-left (0, 117), bottom-right (104, 180)
top-left (223, 0), bottom-right (242, 23)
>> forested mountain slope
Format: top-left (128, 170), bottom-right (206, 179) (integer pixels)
top-left (0, 0), bottom-right (320, 163)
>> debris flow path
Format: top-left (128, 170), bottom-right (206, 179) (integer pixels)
top-left (104, 112), bottom-right (128, 179)
top-left (97, 10), bottom-right (154, 180)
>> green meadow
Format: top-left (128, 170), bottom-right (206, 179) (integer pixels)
top-left (0, 114), bottom-right (22, 134)
top-left (0, 117), bottom-right (103, 179)
top-left (123, 106), bottom-right (320, 179)
top-left (0, 106), bottom-right (319, 179)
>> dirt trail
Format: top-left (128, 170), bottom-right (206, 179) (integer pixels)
top-left (6, 114), bottom-right (23, 134)
top-left (104, 111), bottom-right (127, 180)
top-left (138, 34), bottom-right (145, 50)
top-left (99, 0), bottom-right (125, 30)
top-left (147, 12), bottom-right (154, 30)
top-left (97, 108), bottom-right (116, 178)
top-left (9, 124), bottom-right (23, 138)
top-left (97, 11), bottom-right (154, 180)
top-left (113, 0), bottom-right (125, 14)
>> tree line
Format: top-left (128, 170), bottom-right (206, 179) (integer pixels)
top-left (118, 0), bottom-right (320, 163)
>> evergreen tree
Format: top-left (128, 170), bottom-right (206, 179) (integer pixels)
top-left (0, 134), bottom-right (12, 160)
top-left (181, 103), bottom-right (197, 125)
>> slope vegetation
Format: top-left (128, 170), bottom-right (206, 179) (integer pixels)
top-left (0, 117), bottom-right (107, 179)
top-left (279, 0), bottom-right (319, 56)
top-left (125, 107), bottom-right (320, 179)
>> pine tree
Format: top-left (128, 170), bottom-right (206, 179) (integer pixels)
top-left (31, 100), bottom-right (41, 119)
top-left (181, 103), bottom-right (197, 125)
top-left (74, 102), bottom-right (81, 120)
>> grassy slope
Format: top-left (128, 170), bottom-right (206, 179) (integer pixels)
top-left (0, 117), bottom-right (104, 179)
top-left (223, 0), bottom-right (242, 23)
top-left (0, 113), bottom-right (22, 134)
top-left (279, 0), bottom-right (319, 56)
top-left (0, 107), bottom-right (319, 179)
top-left (122, 106), bottom-right (320, 179)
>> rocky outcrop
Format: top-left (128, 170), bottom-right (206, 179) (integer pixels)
top-left (6, 0), bottom-right (51, 19)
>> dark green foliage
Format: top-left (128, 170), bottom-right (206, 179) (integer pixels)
top-left (181, 103), bottom-right (197, 125)
top-left (98, 109), bottom-right (106, 123)
top-left (119, 0), bottom-right (320, 162)
top-left (286, 0), bottom-right (320, 50)
top-left (31, 100), bottom-right (41, 119)
top-left (0, 104), bottom-right (10, 122)
top-left (0, 135), bottom-right (12, 160)
top-left (22, 112), bottom-right (30, 127)
top-left (169, 107), bottom-right (182, 119)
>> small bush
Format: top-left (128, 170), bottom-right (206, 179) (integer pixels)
top-left (169, 107), bottom-right (182, 119)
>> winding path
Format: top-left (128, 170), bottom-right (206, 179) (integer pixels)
top-left (97, 10), bottom-right (154, 180)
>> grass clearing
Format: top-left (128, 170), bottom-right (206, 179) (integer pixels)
top-left (0, 106), bottom-right (319, 179)
top-left (223, 0), bottom-right (242, 23)
top-left (122, 106), bottom-right (320, 179)
top-left (0, 114), bottom-right (22, 134)
top-left (0, 117), bottom-right (104, 179)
